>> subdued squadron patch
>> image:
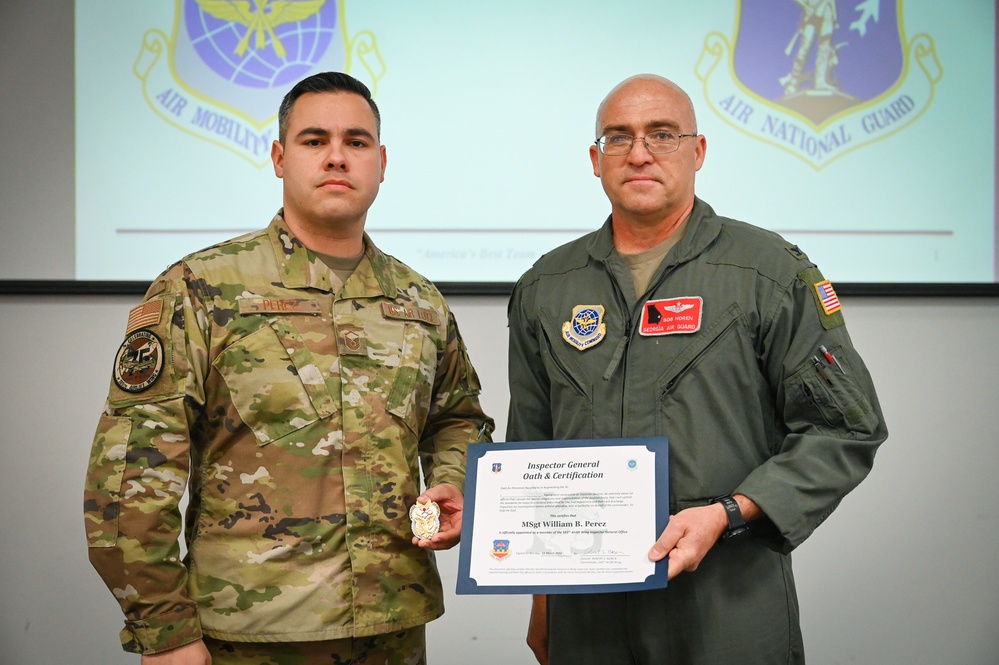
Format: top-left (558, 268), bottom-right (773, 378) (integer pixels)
top-left (562, 305), bottom-right (606, 351)
top-left (113, 330), bottom-right (164, 393)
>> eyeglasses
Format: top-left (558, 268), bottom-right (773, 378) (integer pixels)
top-left (594, 131), bottom-right (697, 155)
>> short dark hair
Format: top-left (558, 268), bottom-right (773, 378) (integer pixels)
top-left (277, 72), bottom-right (381, 142)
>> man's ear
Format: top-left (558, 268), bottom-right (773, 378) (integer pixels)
top-left (271, 140), bottom-right (285, 178)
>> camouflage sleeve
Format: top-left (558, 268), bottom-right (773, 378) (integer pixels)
top-left (83, 262), bottom-right (210, 654)
top-left (418, 309), bottom-right (494, 492)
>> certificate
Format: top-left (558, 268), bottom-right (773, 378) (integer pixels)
top-left (456, 437), bottom-right (669, 595)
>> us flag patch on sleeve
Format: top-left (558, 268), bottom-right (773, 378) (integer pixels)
top-left (125, 300), bottom-right (163, 334)
top-left (814, 280), bottom-right (841, 315)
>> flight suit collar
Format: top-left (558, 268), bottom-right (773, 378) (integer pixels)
top-left (586, 197), bottom-right (723, 268)
top-left (266, 211), bottom-right (397, 298)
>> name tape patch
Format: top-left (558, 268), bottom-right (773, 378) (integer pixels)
top-left (640, 297), bottom-right (703, 336)
top-left (381, 302), bottom-right (441, 326)
top-left (238, 298), bottom-right (323, 315)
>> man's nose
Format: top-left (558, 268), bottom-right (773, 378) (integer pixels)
top-left (627, 137), bottom-right (656, 165)
top-left (325, 141), bottom-right (347, 169)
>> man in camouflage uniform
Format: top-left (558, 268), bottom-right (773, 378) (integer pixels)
top-left (84, 72), bottom-right (493, 665)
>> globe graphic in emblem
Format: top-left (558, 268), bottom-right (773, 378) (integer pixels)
top-left (185, 0), bottom-right (339, 89)
top-left (572, 308), bottom-right (600, 337)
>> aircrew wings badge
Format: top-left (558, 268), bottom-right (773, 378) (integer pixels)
top-left (562, 305), bottom-right (606, 351)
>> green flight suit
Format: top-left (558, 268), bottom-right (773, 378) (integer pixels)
top-left (506, 198), bottom-right (887, 664)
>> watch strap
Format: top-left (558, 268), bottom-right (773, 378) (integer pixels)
top-left (712, 495), bottom-right (750, 540)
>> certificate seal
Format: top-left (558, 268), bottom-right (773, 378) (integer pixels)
top-left (410, 498), bottom-right (441, 540)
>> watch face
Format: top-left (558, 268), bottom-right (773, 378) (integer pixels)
top-left (722, 525), bottom-right (751, 540)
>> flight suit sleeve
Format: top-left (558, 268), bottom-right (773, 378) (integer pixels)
top-left (83, 262), bottom-right (211, 654)
top-left (418, 309), bottom-right (494, 492)
top-left (734, 268), bottom-right (888, 552)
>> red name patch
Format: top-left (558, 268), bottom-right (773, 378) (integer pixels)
top-left (639, 297), bottom-right (703, 336)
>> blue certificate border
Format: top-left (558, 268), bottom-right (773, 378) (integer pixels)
top-left (456, 437), bottom-right (669, 595)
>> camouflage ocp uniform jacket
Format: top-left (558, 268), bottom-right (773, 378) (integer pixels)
top-left (84, 212), bottom-right (493, 654)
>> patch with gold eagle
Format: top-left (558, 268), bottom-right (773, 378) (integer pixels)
top-left (562, 305), bottom-right (606, 350)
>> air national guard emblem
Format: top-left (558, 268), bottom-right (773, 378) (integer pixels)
top-left (491, 539), bottom-right (511, 560)
top-left (134, 1), bottom-right (385, 166)
top-left (696, 0), bottom-right (941, 168)
top-left (114, 330), bottom-right (165, 393)
top-left (562, 305), bottom-right (607, 351)
top-left (492, 462), bottom-right (503, 473)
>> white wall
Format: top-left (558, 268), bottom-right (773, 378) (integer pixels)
top-left (1, 295), bottom-right (997, 664)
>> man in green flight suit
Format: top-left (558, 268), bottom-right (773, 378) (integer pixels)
top-left (84, 72), bottom-right (493, 664)
top-left (507, 74), bottom-right (887, 664)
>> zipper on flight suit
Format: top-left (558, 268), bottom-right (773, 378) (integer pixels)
top-left (658, 316), bottom-right (741, 400)
top-left (539, 321), bottom-right (589, 396)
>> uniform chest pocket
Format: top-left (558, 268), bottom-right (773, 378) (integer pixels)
top-left (384, 321), bottom-right (437, 434)
top-left (213, 318), bottom-right (337, 445)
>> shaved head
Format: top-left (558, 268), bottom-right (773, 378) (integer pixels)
top-left (595, 74), bottom-right (698, 138)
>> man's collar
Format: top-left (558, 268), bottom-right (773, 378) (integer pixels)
top-left (588, 198), bottom-right (721, 266)
top-left (266, 211), bottom-right (398, 297)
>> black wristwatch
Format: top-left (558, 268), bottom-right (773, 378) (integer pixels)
top-left (712, 495), bottom-right (750, 540)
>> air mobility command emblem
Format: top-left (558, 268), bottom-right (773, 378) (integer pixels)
top-left (133, 0), bottom-right (384, 166)
top-left (696, 0), bottom-right (941, 168)
top-left (562, 305), bottom-right (606, 351)
top-left (114, 330), bottom-right (165, 393)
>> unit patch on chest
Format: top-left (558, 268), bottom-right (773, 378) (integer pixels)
top-left (640, 297), bottom-right (703, 336)
top-left (562, 305), bottom-right (607, 350)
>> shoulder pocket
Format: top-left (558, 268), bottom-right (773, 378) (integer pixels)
top-left (785, 348), bottom-right (878, 435)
